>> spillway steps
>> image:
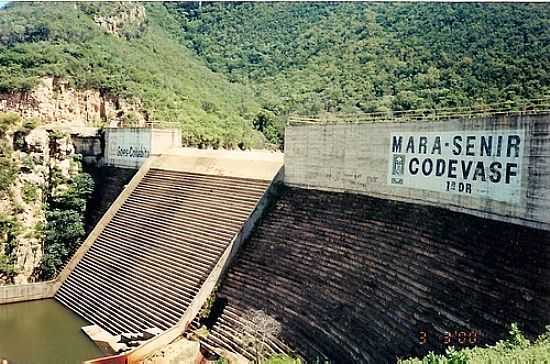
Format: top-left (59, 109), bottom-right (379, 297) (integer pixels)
top-left (55, 168), bottom-right (271, 335)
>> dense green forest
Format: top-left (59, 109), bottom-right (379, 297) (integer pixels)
top-left (173, 2), bottom-right (550, 116)
top-left (0, 2), bottom-right (264, 148)
top-left (1, 2), bottom-right (549, 147)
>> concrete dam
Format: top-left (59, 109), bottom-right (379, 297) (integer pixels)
top-left (55, 168), bottom-right (272, 334)
top-left (1, 112), bottom-right (549, 364)
top-left (198, 187), bottom-right (549, 363)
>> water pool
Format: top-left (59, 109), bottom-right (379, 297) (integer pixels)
top-left (0, 299), bottom-right (104, 364)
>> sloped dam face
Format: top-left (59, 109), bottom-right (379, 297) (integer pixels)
top-left (0, 299), bottom-right (103, 364)
top-left (200, 187), bottom-right (550, 363)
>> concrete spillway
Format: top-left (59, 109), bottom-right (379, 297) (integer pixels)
top-left (54, 149), bottom-right (282, 337)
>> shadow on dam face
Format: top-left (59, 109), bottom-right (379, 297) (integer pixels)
top-left (200, 186), bottom-right (550, 363)
top-left (0, 299), bottom-right (103, 364)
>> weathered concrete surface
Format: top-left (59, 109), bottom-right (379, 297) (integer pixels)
top-left (53, 156), bottom-right (157, 291)
top-left (82, 325), bottom-right (123, 355)
top-left (0, 281), bottom-right (56, 304)
top-left (73, 135), bottom-right (103, 161)
top-left (83, 166), bottom-right (137, 232)
top-left (114, 167), bottom-right (283, 364)
top-left (104, 128), bottom-right (181, 169)
top-left (285, 112), bottom-right (550, 230)
top-left (153, 148), bottom-right (284, 181)
top-left (201, 186), bottom-right (550, 363)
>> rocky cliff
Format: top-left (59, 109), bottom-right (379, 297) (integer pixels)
top-left (93, 3), bottom-right (146, 37)
top-left (4, 128), bottom-right (49, 284)
top-left (0, 77), bottom-right (146, 127)
top-left (0, 113), bottom-right (92, 284)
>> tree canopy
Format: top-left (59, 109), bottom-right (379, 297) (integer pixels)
top-left (0, 2), bottom-right (264, 148)
top-left (1, 2), bottom-right (549, 147)
top-left (173, 2), bottom-right (550, 115)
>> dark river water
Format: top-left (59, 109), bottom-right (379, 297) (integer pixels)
top-left (0, 299), bottom-right (104, 364)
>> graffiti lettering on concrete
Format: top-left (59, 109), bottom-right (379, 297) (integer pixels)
top-left (116, 145), bottom-right (149, 158)
top-left (107, 130), bottom-right (152, 165)
top-left (387, 130), bottom-right (525, 203)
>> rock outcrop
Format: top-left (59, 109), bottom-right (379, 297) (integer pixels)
top-left (0, 77), bottom-right (146, 127)
top-left (143, 337), bottom-right (202, 364)
top-left (93, 4), bottom-right (146, 37)
top-left (8, 128), bottom-right (50, 284)
top-left (0, 120), bottom-right (90, 284)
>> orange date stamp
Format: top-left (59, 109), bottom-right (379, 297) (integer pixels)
top-left (419, 330), bottom-right (480, 345)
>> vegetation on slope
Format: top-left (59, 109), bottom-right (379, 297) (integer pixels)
top-left (0, 114), bottom-right (20, 278)
top-left (0, 112), bottom-right (94, 282)
top-left (2, 2), bottom-right (549, 147)
top-left (0, 2), bottom-right (264, 148)
top-left (37, 160), bottom-right (94, 279)
top-left (173, 2), bottom-right (550, 117)
top-left (399, 324), bottom-right (550, 364)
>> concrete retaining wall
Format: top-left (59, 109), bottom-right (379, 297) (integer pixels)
top-left (73, 135), bottom-right (103, 158)
top-left (0, 281), bottom-right (56, 304)
top-left (153, 148), bottom-right (284, 180)
top-left (285, 112), bottom-right (550, 230)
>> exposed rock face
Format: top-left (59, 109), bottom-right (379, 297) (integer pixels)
top-left (8, 181), bottom-right (45, 285)
top-left (9, 128), bottom-right (50, 284)
top-left (0, 77), bottom-right (146, 127)
top-left (94, 4), bottom-right (146, 36)
top-left (0, 125), bottom-right (87, 284)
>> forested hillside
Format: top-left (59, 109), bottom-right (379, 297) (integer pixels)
top-left (0, 2), bottom-right (264, 148)
top-left (173, 2), bottom-right (550, 117)
top-left (1, 2), bottom-right (549, 148)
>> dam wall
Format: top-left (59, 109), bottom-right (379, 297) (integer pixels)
top-left (284, 112), bottom-right (550, 231)
top-left (54, 148), bottom-right (282, 338)
top-left (200, 186), bottom-right (550, 363)
top-left (83, 165), bottom-right (137, 232)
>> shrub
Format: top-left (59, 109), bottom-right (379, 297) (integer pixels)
top-left (0, 112), bottom-right (20, 136)
top-left (19, 118), bottom-right (40, 134)
top-left (253, 110), bottom-right (285, 146)
top-left (198, 287), bottom-right (218, 320)
top-left (21, 181), bottom-right (40, 203)
top-left (122, 111), bottom-right (141, 127)
top-left (36, 171), bottom-right (94, 279)
top-left (20, 153), bottom-right (34, 170)
top-left (0, 253), bottom-right (15, 276)
top-left (263, 355), bottom-right (302, 364)
top-left (0, 147), bottom-right (18, 191)
top-left (0, 213), bottom-right (21, 262)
